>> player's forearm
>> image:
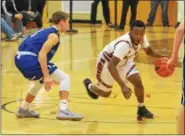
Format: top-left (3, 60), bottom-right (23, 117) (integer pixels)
top-left (39, 52), bottom-right (49, 77)
top-left (146, 47), bottom-right (162, 58)
top-left (149, 51), bottom-right (162, 58)
top-left (171, 29), bottom-right (184, 59)
top-left (108, 63), bottom-right (126, 87)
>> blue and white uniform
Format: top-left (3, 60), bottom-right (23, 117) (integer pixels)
top-left (14, 26), bottom-right (60, 82)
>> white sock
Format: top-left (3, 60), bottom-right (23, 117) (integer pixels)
top-left (20, 100), bottom-right (30, 110)
top-left (138, 103), bottom-right (144, 107)
top-left (60, 99), bottom-right (68, 111)
top-left (88, 84), bottom-right (92, 91)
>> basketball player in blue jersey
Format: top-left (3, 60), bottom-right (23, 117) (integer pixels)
top-left (14, 11), bottom-right (83, 120)
top-left (168, 20), bottom-right (184, 135)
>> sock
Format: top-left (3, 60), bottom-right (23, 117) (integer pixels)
top-left (20, 100), bottom-right (30, 110)
top-left (88, 84), bottom-right (92, 91)
top-left (138, 103), bottom-right (144, 107)
top-left (60, 99), bottom-right (68, 111)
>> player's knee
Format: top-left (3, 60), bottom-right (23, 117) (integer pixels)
top-left (59, 74), bottom-right (70, 92)
top-left (28, 82), bottom-right (42, 96)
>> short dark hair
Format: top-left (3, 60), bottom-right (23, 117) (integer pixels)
top-left (52, 11), bottom-right (69, 24)
top-left (130, 20), bottom-right (145, 30)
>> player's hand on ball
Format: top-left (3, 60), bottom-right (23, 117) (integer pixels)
top-left (168, 58), bottom-right (177, 66)
top-left (121, 85), bottom-right (132, 99)
top-left (44, 76), bottom-right (53, 91)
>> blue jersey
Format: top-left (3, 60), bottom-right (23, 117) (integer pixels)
top-left (18, 26), bottom-right (60, 62)
top-left (14, 26), bottom-right (60, 81)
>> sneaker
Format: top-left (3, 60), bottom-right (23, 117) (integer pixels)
top-left (137, 106), bottom-right (154, 119)
top-left (83, 78), bottom-right (99, 99)
top-left (107, 23), bottom-right (115, 28)
top-left (90, 23), bottom-right (95, 27)
top-left (116, 26), bottom-right (125, 31)
top-left (16, 107), bottom-right (40, 118)
top-left (163, 24), bottom-right (170, 27)
top-left (19, 34), bottom-right (28, 38)
top-left (6, 33), bottom-right (20, 41)
top-left (16, 32), bottom-right (23, 38)
top-left (56, 109), bottom-right (83, 121)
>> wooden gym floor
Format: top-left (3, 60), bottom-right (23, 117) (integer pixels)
top-left (1, 24), bottom-right (183, 135)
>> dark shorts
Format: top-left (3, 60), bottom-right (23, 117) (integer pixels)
top-left (14, 55), bottom-right (57, 83)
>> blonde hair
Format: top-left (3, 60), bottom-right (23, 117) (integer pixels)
top-left (52, 11), bottom-right (69, 24)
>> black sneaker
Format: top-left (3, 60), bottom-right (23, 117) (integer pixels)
top-left (83, 78), bottom-right (98, 99)
top-left (90, 23), bottom-right (95, 27)
top-left (137, 106), bottom-right (154, 119)
top-left (116, 26), bottom-right (125, 31)
top-left (107, 23), bottom-right (115, 28)
top-left (163, 24), bottom-right (170, 27)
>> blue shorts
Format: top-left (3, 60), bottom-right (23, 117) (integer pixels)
top-left (14, 54), bottom-right (57, 83)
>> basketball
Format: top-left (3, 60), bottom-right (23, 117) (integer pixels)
top-left (155, 57), bottom-right (175, 77)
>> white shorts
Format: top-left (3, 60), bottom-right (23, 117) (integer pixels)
top-left (96, 56), bottom-right (139, 92)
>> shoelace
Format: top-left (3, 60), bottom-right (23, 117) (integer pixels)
top-left (25, 109), bottom-right (37, 115)
top-left (62, 109), bottom-right (75, 116)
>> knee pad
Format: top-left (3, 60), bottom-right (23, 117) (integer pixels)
top-left (28, 82), bottom-right (42, 96)
top-left (59, 74), bottom-right (70, 92)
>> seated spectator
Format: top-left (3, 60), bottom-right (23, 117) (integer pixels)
top-left (1, 0), bottom-right (29, 37)
top-left (15, 0), bottom-right (43, 29)
top-left (1, 18), bottom-right (21, 41)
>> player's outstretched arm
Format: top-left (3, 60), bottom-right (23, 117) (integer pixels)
top-left (39, 33), bottom-right (59, 91)
top-left (144, 46), bottom-right (163, 58)
top-left (168, 20), bottom-right (184, 66)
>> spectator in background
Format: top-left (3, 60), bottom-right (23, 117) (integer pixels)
top-left (146, 0), bottom-right (169, 27)
top-left (118, 0), bottom-right (139, 30)
top-left (90, 0), bottom-right (114, 28)
top-left (1, 18), bottom-right (21, 41)
top-left (1, 0), bottom-right (24, 34)
top-left (15, 0), bottom-right (43, 29)
top-left (34, 0), bottom-right (46, 18)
